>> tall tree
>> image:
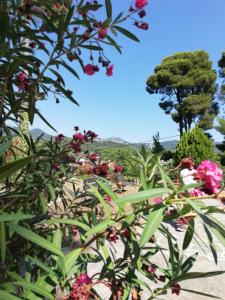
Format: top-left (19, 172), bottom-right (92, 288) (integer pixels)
top-left (218, 51), bottom-right (225, 101)
top-left (151, 132), bottom-right (164, 154)
top-left (146, 50), bottom-right (218, 137)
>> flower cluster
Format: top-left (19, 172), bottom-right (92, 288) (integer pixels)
top-left (84, 63), bottom-right (113, 77)
top-left (69, 129), bottom-right (98, 153)
top-left (69, 274), bottom-right (92, 300)
top-left (196, 160), bottom-right (223, 194)
top-left (114, 165), bottom-right (123, 173)
top-left (16, 72), bottom-right (29, 91)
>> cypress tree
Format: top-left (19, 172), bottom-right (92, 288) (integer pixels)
top-left (175, 127), bottom-right (216, 165)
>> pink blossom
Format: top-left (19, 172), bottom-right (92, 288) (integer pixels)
top-left (55, 134), bottom-right (64, 143)
top-left (106, 64), bottom-right (113, 76)
top-left (152, 197), bottom-right (163, 205)
top-left (73, 133), bottom-right (84, 141)
top-left (98, 27), bottom-right (108, 39)
top-left (135, 0), bottom-right (148, 10)
top-left (114, 165), bottom-right (123, 172)
top-left (196, 160), bottom-right (223, 194)
top-left (75, 274), bottom-right (92, 286)
top-left (190, 188), bottom-right (206, 197)
top-left (171, 283), bottom-right (181, 295)
top-left (84, 64), bottom-right (95, 75)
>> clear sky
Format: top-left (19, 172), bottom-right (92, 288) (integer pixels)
top-left (32, 0), bottom-right (225, 142)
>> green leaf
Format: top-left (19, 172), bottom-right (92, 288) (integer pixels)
top-left (26, 256), bottom-right (58, 282)
top-left (0, 222), bottom-right (6, 263)
top-left (170, 271), bottom-right (225, 284)
top-left (116, 188), bottom-right (171, 204)
top-left (140, 206), bottom-right (165, 247)
top-left (64, 248), bottom-right (82, 276)
top-left (0, 214), bottom-right (34, 222)
top-left (13, 281), bottom-right (54, 300)
top-left (8, 224), bottom-right (63, 257)
top-left (53, 229), bottom-right (62, 250)
top-left (46, 183), bottom-right (56, 201)
top-left (0, 156), bottom-right (32, 180)
top-left (113, 26), bottom-right (140, 42)
top-left (86, 219), bottom-right (115, 236)
top-left (90, 187), bottom-right (111, 217)
top-left (105, 0), bottom-right (112, 18)
top-left (181, 288), bottom-right (223, 299)
top-left (0, 141), bottom-right (11, 157)
top-left (96, 180), bottom-right (117, 201)
top-left (44, 218), bottom-right (90, 231)
top-left (0, 291), bottom-right (21, 300)
top-left (183, 218), bottom-right (195, 250)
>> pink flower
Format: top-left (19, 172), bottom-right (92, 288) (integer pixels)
top-left (171, 283), bottom-right (181, 295)
top-left (106, 64), bottom-right (113, 76)
top-left (75, 274), bottom-right (92, 287)
top-left (98, 27), bottom-right (108, 39)
top-left (51, 162), bottom-right (59, 171)
top-left (55, 134), bottom-right (64, 143)
top-left (104, 195), bottom-right (112, 202)
top-left (73, 133), bottom-right (84, 141)
top-left (177, 216), bottom-right (192, 225)
top-left (16, 72), bottom-right (28, 91)
top-left (190, 188), bottom-right (206, 197)
top-left (89, 153), bottom-right (98, 161)
top-left (84, 64), bottom-right (95, 75)
top-left (147, 265), bottom-right (156, 273)
top-left (152, 197), bottom-right (163, 205)
top-left (196, 160), bottom-right (223, 194)
top-left (135, 0), bottom-right (148, 10)
top-left (114, 165), bottom-right (123, 172)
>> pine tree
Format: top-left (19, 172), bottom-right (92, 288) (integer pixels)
top-left (146, 50), bottom-right (218, 137)
top-left (151, 132), bottom-right (164, 154)
top-left (175, 126), bottom-right (216, 165)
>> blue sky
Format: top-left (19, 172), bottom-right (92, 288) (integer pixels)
top-left (32, 0), bottom-right (225, 142)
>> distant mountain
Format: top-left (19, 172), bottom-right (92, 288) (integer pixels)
top-left (28, 128), bottom-right (178, 150)
top-left (30, 128), bottom-right (52, 140)
top-left (105, 136), bottom-right (130, 145)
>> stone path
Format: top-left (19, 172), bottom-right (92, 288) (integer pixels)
top-left (87, 199), bottom-right (225, 300)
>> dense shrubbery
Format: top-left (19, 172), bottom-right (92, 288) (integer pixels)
top-left (175, 126), bottom-right (217, 165)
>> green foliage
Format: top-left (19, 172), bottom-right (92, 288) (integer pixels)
top-left (151, 132), bottom-right (164, 154)
top-left (218, 51), bottom-right (225, 101)
top-left (175, 126), bottom-right (217, 165)
top-left (146, 50), bottom-right (218, 136)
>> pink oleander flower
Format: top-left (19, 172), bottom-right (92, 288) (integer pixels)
top-left (114, 165), bottom-right (123, 172)
top-left (98, 27), bottom-right (108, 39)
top-left (190, 188), bottom-right (206, 197)
top-left (89, 153), bottom-right (98, 161)
top-left (177, 216), bottom-right (192, 225)
top-left (73, 133), bottom-right (84, 141)
top-left (55, 134), bottom-right (64, 143)
top-left (16, 72), bottom-right (28, 91)
top-left (171, 283), bottom-right (181, 295)
top-left (84, 64), bottom-right (95, 75)
top-left (152, 197), bottom-right (163, 205)
top-left (135, 0), bottom-right (148, 10)
top-left (51, 162), bottom-right (59, 171)
top-left (106, 64), bottom-right (113, 76)
top-left (69, 274), bottom-right (92, 300)
top-left (75, 274), bottom-right (92, 286)
top-left (196, 160), bottom-right (223, 194)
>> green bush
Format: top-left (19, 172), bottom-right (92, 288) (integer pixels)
top-left (175, 127), bottom-right (217, 165)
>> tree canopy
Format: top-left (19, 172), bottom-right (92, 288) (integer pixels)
top-left (146, 50), bottom-right (218, 136)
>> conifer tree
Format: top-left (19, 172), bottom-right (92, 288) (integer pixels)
top-left (175, 126), bottom-right (216, 165)
top-left (151, 132), bottom-right (164, 154)
top-left (146, 50), bottom-right (218, 137)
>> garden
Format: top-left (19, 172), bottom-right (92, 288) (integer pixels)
top-left (0, 1), bottom-right (225, 299)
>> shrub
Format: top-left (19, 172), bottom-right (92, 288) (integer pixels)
top-left (175, 126), bottom-right (217, 165)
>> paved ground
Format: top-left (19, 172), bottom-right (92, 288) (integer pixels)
top-left (86, 198), bottom-right (225, 300)
top-left (63, 181), bottom-right (225, 299)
